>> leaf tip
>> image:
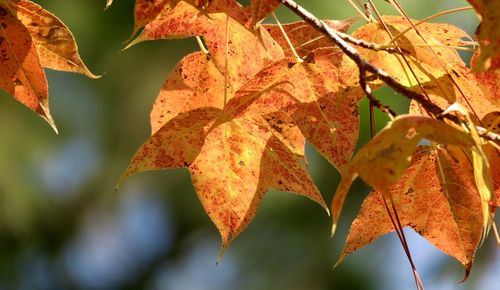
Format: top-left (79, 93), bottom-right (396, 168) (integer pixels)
top-left (332, 256), bottom-right (345, 271)
top-left (123, 37), bottom-right (142, 51)
top-left (217, 242), bottom-right (229, 265)
top-left (330, 222), bottom-right (337, 238)
top-left (39, 105), bottom-right (58, 134)
top-left (457, 262), bottom-right (472, 283)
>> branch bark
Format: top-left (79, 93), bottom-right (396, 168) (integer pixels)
top-left (279, 0), bottom-right (499, 143)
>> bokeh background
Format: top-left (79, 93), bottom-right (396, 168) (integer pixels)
top-left (0, 0), bottom-right (498, 289)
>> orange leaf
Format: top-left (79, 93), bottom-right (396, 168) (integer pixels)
top-left (0, 3), bottom-right (54, 130)
top-left (189, 115), bottom-right (326, 249)
top-left (122, 52), bottom-right (326, 249)
top-left (340, 146), bottom-right (482, 271)
top-left (330, 115), bottom-right (475, 234)
top-left (13, 0), bottom-right (98, 78)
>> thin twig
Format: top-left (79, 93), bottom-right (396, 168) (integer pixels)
top-left (278, 0), bottom-right (500, 144)
top-left (359, 66), bottom-right (397, 118)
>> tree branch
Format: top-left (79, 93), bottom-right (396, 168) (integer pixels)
top-left (279, 0), bottom-right (500, 144)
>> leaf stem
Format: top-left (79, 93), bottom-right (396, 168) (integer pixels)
top-left (195, 36), bottom-right (209, 55)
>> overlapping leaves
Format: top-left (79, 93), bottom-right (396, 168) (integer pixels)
top-left (0, 0), bottom-right (96, 131)
top-left (119, 0), bottom-right (499, 278)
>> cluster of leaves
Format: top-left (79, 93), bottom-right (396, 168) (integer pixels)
top-left (0, 0), bottom-right (96, 132)
top-left (115, 0), bottom-right (499, 277)
top-left (1, 0), bottom-right (499, 287)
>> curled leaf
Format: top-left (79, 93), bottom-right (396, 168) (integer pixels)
top-left (14, 0), bottom-right (98, 78)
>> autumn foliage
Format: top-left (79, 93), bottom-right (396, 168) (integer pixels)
top-left (1, 0), bottom-right (499, 288)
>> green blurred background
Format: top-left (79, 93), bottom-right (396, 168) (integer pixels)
top-left (0, 0), bottom-right (498, 289)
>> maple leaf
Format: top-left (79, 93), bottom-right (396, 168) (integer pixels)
top-left (0, 0), bottom-right (95, 131)
top-left (339, 146), bottom-right (483, 274)
top-left (121, 52), bottom-right (327, 249)
top-left (1, 2), bottom-right (53, 129)
top-left (467, 0), bottom-right (500, 71)
top-left (330, 115), bottom-right (475, 234)
top-left (220, 47), bottom-right (364, 173)
top-left (263, 18), bottom-right (357, 58)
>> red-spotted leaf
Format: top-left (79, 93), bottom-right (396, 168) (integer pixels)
top-left (189, 115), bottom-right (326, 249)
top-left (122, 52), bottom-right (326, 250)
top-left (339, 146), bottom-right (483, 272)
top-left (1, 0), bottom-right (95, 131)
top-left (0, 3), bottom-right (54, 129)
top-left (330, 115), bottom-right (475, 234)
